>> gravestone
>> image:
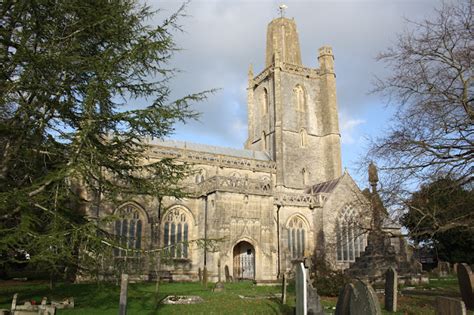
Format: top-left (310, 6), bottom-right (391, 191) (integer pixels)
top-left (119, 273), bottom-right (128, 315)
top-left (281, 274), bottom-right (287, 304)
top-left (335, 283), bottom-right (354, 315)
top-left (198, 268), bottom-right (202, 283)
top-left (436, 296), bottom-right (466, 315)
top-left (385, 267), bottom-right (397, 312)
top-left (213, 259), bottom-right (225, 292)
top-left (203, 267), bottom-right (208, 288)
top-left (224, 265), bottom-right (232, 282)
top-left (457, 263), bottom-right (474, 310)
top-left (438, 261), bottom-right (451, 277)
top-left (295, 262), bottom-right (307, 315)
top-left (454, 263), bottom-right (458, 274)
top-left (307, 281), bottom-right (324, 315)
top-left (349, 279), bottom-right (382, 315)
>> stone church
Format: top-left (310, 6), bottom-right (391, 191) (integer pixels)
top-left (104, 16), bottom-right (373, 282)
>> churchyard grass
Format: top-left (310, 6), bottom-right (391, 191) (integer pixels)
top-left (0, 277), bottom-right (472, 314)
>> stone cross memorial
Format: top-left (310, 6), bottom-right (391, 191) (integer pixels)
top-left (457, 263), bottom-right (474, 310)
top-left (385, 267), bottom-right (398, 312)
top-left (295, 262), bottom-right (307, 315)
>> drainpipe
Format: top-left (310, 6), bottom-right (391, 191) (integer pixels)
top-left (204, 195), bottom-right (208, 267)
top-left (277, 204), bottom-right (281, 279)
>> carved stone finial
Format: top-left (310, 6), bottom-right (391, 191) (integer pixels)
top-left (368, 161), bottom-right (379, 188)
top-left (248, 63), bottom-right (254, 78)
top-left (279, 4), bottom-right (288, 18)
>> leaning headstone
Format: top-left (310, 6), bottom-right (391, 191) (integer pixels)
top-left (436, 296), bottom-right (466, 315)
top-left (198, 267), bottom-right (202, 283)
top-left (307, 281), bottom-right (324, 315)
top-left (385, 267), bottom-right (398, 312)
top-left (281, 274), bottom-right (287, 304)
top-left (457, 263), bottom-right (474, 310)
top-left (295, 262), bottom-right (307, 315)
top-left (335, 283), bottom-right (354, 315)
top-left (350, 279), bottom-right (382, 315)
top-left (119, 273), bottom-right (128, 315)
top-left (11, 293), bottom-right (17, 311)
top-left (225, 265), bottom-right (232, 283)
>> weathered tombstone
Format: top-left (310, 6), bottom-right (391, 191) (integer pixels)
top-left (119, 273), bottom-right (128, 315)
top-left (436, 296), bottom-right (466, 315)
top-left (335, 283), bottom-right (354, 315)
top-left (307, 282), bottom-right (324, 315)
top-left (454, 263), bottom-right (458, 274)
top-left (11, 293), bottom-right (17, 311)
top-left (198, 267), bottom-right (202, 283)
top-left (457, 263), bottom-right (474, 310)
top-left (224, 265), bottom-right (232, 283)
top-left (438, 261), bottom-right (451, 277)
top-left (385, 267), bottom-right (398, 312)
top-left (349, 279), bottom-right (382, 315)
top-left (295, 262), bottom-right (307, 315)
top-left (203, 267), bottom-right (208, 288)
top-left (281, 274), bottom-right (287, 304)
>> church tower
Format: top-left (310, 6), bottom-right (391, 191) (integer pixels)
top-left (245, 17), bottom-right (342, 189)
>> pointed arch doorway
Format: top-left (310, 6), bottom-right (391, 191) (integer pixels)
top-left (233, 241), bottom-right (255, 280)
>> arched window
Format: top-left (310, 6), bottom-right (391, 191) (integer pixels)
top-left (261, 88), bottom-right (269, 115)
top-left (287, 216), bottom-right (307, 259)
top-left (163, 207), bottom-right (191, 259)
top-left (300, 128), bottom-right (307, 147)
top-left (293, 85), bottom-right (305, 111)
top-left (114, 204), bottom-right (144, 257)
top-left (336, 205), bottom-right (366, 262)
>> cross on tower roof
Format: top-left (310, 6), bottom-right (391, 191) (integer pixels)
top-left (279, 4), bottom-right (288, 18)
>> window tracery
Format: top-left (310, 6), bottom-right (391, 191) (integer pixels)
top-left (114, 204), bottom-right (143, 257)
top-left (163, 207), bottom-right (191, 259)
top-left (336, 205), bottom-right (366, 262)
top-left (287, 216), bottom-right (307, 259)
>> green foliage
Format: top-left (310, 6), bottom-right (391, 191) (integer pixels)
top-left (402, 177), bottom-right (474, 264)
top-left (0, 0), bottom-right (208, 276)
top-left (311, 255), bottom-right (349, 297)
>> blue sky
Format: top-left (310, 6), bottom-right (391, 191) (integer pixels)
top-left (143, 0), bottom-right (443, 187)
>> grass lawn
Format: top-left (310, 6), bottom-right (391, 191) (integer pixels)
top-left (0, 280), bottom-right (295, 314)
top-left (0, 276), bottom-right (472, 314)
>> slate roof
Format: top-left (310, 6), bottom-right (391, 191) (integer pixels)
top-left (305, 176), bottom-right (342, 194)
top-left (150, 139), bottom-right (272, 161)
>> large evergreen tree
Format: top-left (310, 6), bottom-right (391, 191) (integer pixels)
top-left (0, 0), bottom-right (206, 277)
top-left (402, 177), bottom-right (474, 264)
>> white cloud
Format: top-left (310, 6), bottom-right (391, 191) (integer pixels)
top-left (340, 113), bottom-right (366, 145)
